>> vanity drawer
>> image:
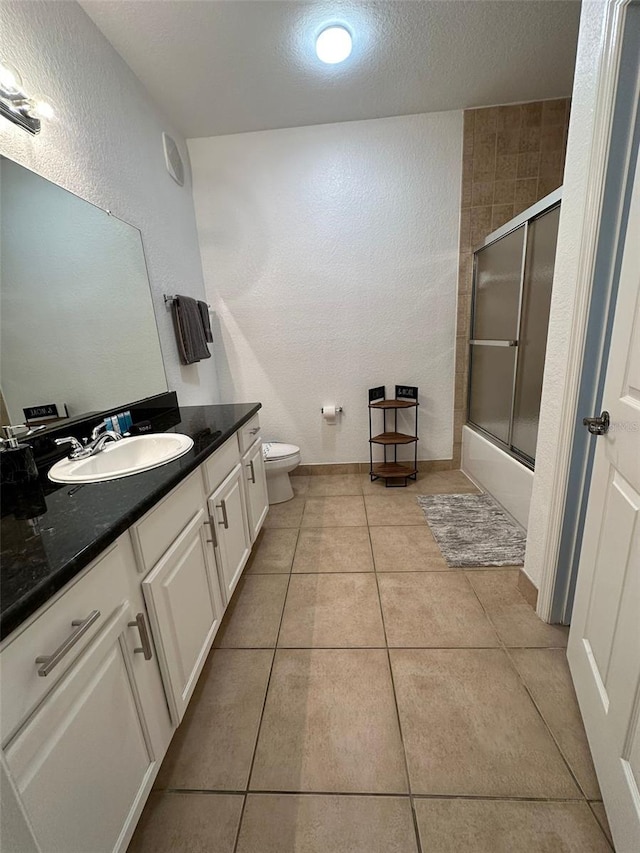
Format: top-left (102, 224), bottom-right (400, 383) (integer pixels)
top-left (131, 470), bottom-right (204, 574)
top-left (238, 414), bottom-right (261, 454)
top-left (0, 540), bottom-right (130, 745)
top-left (202, 434), bottom-right (240, 495)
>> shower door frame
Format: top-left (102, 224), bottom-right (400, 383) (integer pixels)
top-left (467, 188), bottom-right (563, 470)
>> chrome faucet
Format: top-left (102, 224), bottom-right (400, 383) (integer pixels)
top-left (54, 422), bottom-right (123, 460)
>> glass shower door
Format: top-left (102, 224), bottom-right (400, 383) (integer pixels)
top-left (468, 225), bottom-right (525, 445)
top-left (511, 205), bottom-right (561, 461)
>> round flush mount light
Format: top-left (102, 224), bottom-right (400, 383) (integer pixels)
top-left (315, 26), bottom-right (352, 64)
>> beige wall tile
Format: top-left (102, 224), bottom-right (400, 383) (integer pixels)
top-left (493, 179), bottom-right (515, 205)
top-left (542, 97), bottom-right (569, 125)
top-left (495, 152), bottom-right (518, 179)
top-left (517, 151), bottom-right (541, 179)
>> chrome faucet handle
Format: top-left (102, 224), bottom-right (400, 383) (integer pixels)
top-left (90, 421), bottom-right (107, 441)
top-left (54, 436), bottom-right (84, 456)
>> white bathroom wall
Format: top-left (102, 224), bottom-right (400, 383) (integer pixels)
top-left (189, 112), bottom-right (462, 463)
top-left (0, 0), bottom-right (219, 407)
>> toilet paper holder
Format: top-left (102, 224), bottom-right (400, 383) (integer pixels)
top-left (320, 406), bottom-right (343, 413)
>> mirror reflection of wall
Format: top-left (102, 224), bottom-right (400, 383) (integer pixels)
top-left (0, 157), bottom-right (168, 425)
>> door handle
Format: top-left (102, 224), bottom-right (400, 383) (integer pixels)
top-left (128, 612), bottom-right (153, 660)
top-left (582, 411), bottom-right (610, 436)
top-left (35, 610), bottom-right (101, 676)
top-left (217, 499), bottom-right (229, 529)
top-left (247, 460), bottom-right (256, 484)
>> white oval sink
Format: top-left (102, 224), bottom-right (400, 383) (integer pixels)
top-left (48, 434), bottom-right (194, 484)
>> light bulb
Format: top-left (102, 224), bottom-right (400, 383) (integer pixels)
top-left (0, 61), bottom-right (24, 97)
top-left (316, 26), bottom-right (352, 64)
top-left (31, 100), bottom-right (54, 120)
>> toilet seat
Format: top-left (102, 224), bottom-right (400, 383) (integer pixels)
top-left (263, 442), bottom-right (300, 462)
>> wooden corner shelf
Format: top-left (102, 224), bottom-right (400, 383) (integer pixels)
top-left (370, 432), bottom-right (418, 445)
top-left (368, 385), bottom-right (419, 488)
top-left (369, 399), bottom-right (418, 410)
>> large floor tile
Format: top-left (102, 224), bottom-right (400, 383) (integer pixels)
top-left (215, 575), bottom-right (288, 648)
top-left (429, 470), bottom-right (481, 493)
top-left (390, 648), bottom-right (580, 797)
top-left (245, 528), bottom-right (299, 574)
top-left (370, 525), bottom-right (449, 571)
top-left (306, 474), bottom-right (363, 496)
top-left (466, 570), bottom-right (569, 647)
top-left (510, 648), bottom-right (601, 798)
top-left (250, 649), bottom-right (408, 793)
top-left (378, 573), bottom-right (498, 647)
top-left (127, 792), bottom-right (243, 853)
top-left (236, 794), bottom-right (418, 853)
top-left (590, 802), bottom-right (614, 846)
top-left (155, 649), bottom-right (272, 791)
top-left (263, 497), bottom-right (306, 529)
top-left (290, 476), bottom-right (310, 496)
top-left (301, 496), bottom-right (367, 527)
top-left (364, 494), bottom-right (427, 526)
top-left (414, 799), bottom-right (611, 853)
top-left (292, 527), bottom-right (373, 573)
top-left (279, 574), bottom-right (385, 648)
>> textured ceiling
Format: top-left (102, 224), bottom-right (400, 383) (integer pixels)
top-left (80, 0), bottom-right (581, 139)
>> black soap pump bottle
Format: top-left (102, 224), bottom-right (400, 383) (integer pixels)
top-left (0, 424), bottom-right (45, 486)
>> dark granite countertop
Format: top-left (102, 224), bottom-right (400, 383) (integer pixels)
top-left (0, 403), bottom-right (260, 641)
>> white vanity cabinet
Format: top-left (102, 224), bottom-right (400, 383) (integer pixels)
top-left (208, 464), bottom-right (252, 601)
top-left (241, 439), bottom-right (269, 542)
top-left (0, 410), bottom-right (269, 853)
top-left (141, 508), bottom-right (224, 723)
top-left (0, 536), bottom-right (172, 853)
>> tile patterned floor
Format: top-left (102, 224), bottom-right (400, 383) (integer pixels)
top-left (128, 470), bottom-right (614, 853)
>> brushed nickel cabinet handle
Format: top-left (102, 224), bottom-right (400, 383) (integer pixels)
top-left (35, 610), bottom-right (101, 676)
top-left (217, 499), bottom-right (229, 529)
top-left (248, 427), bottom-right (260, 435)
top-left (247, 460), bottom-right (256, 484)
top-left (128, 612), bottom-right (153, 661)
top-left (204, 516), bottom-right (218, 547)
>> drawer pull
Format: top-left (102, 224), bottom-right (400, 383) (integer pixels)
top-left (247, 460), bottom-right (256, 484)
top-left (128, 612), bottom-right (153, 661)
top-left (35, 610), bottom-right (101, 676)
top-left (217, 499), bottom-right (229, 529)
top-left (204, 516), bottom-right (218, 547)
top-left (248, 427), bottom-right (260, 436)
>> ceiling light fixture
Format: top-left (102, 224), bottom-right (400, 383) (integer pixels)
top-left (0, 59), bottom-right (53, 135)
top-left (315, 26), bottom-right (352, 64)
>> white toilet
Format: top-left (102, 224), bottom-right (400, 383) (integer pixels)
top-left (263, 441), bottom-right (301, 504)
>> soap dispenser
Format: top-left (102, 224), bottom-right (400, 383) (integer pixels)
top-left (0, 424), bottom-right (45, 486)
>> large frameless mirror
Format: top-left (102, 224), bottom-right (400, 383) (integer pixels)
top-left (0, 157), bottom-right (168, 427)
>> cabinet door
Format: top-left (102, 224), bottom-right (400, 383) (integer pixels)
top-left (209, 464), bottom-right (251, 601)
top-left (142, 509), bottom-right (224, 723)
top-left (4, 601), bottom-right (163, 853)
top-left (242, 439), bottom-right (269, 542)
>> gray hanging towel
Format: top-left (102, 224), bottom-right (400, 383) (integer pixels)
top-left (171, 295), bottom-right (212, 364)
top-left (198, 300), bottom-right (214, 343)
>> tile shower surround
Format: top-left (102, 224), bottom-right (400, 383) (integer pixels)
top-left (453, 98), bottom-right (571, 466)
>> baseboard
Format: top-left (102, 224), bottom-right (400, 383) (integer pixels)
top-left (517, 569), bottom-right (538, 609)
top-left (294, 460), bottom-right (454, 476)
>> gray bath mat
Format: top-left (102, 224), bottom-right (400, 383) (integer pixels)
top-left (416, 493), bottom-right (526, 567)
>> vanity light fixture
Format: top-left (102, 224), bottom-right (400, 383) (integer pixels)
top-left (0, 60), bottom-right (53, 135)
top-left (315, 26), bottom-right (353, 64)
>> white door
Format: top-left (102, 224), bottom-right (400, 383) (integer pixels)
top-left (209, 464), bottom-right (251, 601)
top-left (568, 146), bottom-right (640, 853)
top-left (4, 602), bottom-right (163, 853)
top-left (142, 508), bottom-right (224, 723)
top-left (242, 439), bottom-right (269, 542)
